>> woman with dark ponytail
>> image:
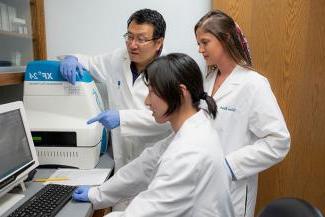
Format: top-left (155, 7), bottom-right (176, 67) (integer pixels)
top-left (76, 53), bottom-right (235, 216)
top-left (195, 10), bottom-right (290, 217)
top-left (140, 52), bottom-right (233, 216)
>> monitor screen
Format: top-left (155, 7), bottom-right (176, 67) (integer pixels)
top-left (0, 110), bottom-right (33, 181)
top-left (0, 101), bottom-right (39, 198)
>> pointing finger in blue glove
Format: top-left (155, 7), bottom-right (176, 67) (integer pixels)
top-left (87, 110), bottom-right (120, 130)
top-left (72, 186), bottom-right (90, 202)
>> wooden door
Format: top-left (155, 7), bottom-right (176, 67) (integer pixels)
top-left (213, 0), bottom-right (325, 215)
top-left (30, 0), bottom-right (47, 60)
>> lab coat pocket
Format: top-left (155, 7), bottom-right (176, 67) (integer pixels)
top-left (107, 78), bottom-right (122, 90)
top-left (230, 179), bottom-right (248, 217)
top-left (106, 78), bottom-right (123, 108)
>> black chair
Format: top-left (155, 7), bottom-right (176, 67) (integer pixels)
top-left (258, 197), bottom-right (324, 217)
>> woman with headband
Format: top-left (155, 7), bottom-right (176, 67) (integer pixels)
top-left (195, 10), bottom-right (290, 217)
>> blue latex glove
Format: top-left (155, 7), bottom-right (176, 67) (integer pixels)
top-left (72, 186), bottom-right (90, 202)
top-left (87, 110), bottom-right (120, 130)
top-left (60, 55), bottom-right (84, 85)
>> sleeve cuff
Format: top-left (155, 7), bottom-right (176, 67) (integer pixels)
top-left (88, 186), bottom-right (102, 210)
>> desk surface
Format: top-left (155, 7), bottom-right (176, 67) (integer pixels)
top-left (2, 153), bottom-right (114, 217)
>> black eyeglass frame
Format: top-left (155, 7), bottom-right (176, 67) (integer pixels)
top-left (123, 33), bottom-right (158, 44)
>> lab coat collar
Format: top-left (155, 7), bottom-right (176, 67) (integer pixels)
top-left (175, 110), bottom-right (208, 138)
top-left (122, 47), bottom-right (167, 89)
top-left (122, 52), bottom-right (133, 90)
top-left (210, 65), bottom-right (248, 100)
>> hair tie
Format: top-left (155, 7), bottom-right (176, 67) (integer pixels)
top-left (200, 92), bottom-right (208, 100)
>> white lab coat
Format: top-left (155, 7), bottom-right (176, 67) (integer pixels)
top-left (204, 65), bottom-right (290, 217)
top-left (88, 110), bottom-right (235, 217)
top-left (74, 48), bottom-right (172, 171)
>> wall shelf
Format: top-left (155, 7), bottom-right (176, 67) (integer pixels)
top-left (0, 72), bottom-right (24, 86)
top-left (0, 30), bottom-right (32, 39)
top-left (0, 0), bottom-right (46, 86)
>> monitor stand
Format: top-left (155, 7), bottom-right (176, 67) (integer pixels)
top-left (20, 182), bottom-right (26, 192)
top-left (0, 181), bottom-right (26, 216)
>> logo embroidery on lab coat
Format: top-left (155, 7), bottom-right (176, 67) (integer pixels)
top-left (219, 106), bottom-right (237, 112)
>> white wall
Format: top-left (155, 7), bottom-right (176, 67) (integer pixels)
top-left (44, 0), bottom-right (211, 69)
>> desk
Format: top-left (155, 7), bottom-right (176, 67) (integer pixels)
top-left (2, 153), bottom-right (114, 217)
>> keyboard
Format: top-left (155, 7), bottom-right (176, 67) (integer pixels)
top-left (8, 184), bottom-right (76, 217)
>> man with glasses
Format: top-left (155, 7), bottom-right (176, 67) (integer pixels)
top-left (59, 9), bottom-right (171, 180)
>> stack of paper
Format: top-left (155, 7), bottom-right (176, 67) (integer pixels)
top-left (42, 168), bottom-right (111, 186)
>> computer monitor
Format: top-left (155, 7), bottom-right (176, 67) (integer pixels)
top-left (0, 101), bottom-right (39, 199)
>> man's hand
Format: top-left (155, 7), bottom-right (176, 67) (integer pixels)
top-left (60, 56), bottom-right (84, 85)
top-left (87, 110), bottom-right (120, 130)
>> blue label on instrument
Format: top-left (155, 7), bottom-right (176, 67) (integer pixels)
top-left (25, 60), bottom-right (93, 82)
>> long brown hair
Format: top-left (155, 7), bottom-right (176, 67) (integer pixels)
top-left (195, 10), bottom-right (252, 71)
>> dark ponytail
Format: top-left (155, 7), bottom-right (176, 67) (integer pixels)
top-left (199, 92), bottom-right (217, 119)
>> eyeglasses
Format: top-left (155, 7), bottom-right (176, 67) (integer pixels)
top-left (123, 33), bottom-right (157, 45)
